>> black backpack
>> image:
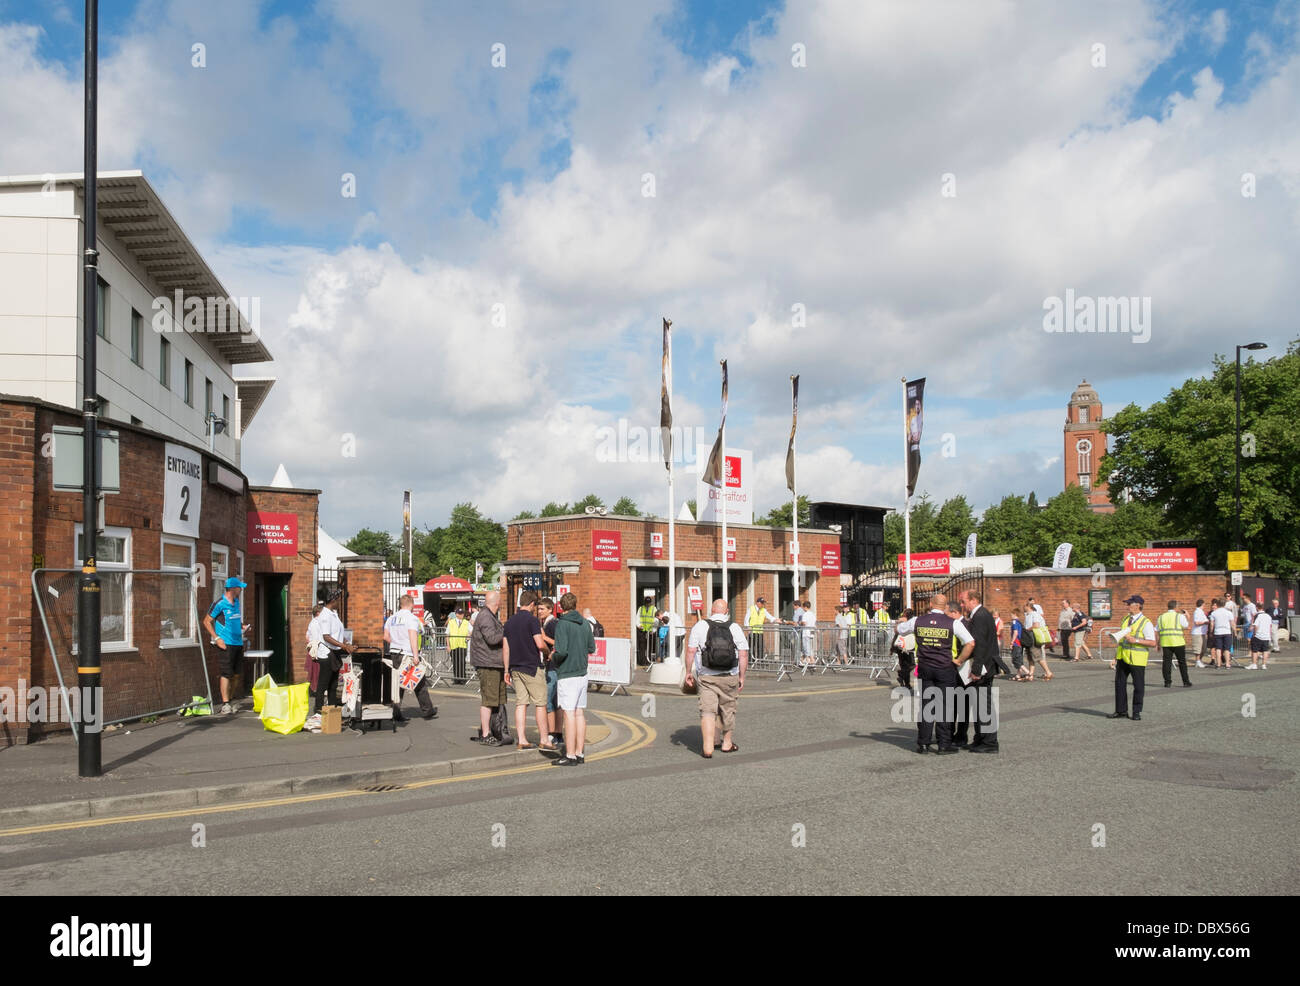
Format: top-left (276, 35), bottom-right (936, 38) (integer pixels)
top-left (702, 620), bottom-right (739, 671)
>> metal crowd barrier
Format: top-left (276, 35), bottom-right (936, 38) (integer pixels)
top-left (744, 624), bottom-right (897, 682)
top-left (419, 626), bottom-right (476, 689)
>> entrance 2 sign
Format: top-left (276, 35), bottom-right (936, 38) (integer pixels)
top-left (1122, 548), bottom-right (1197, 572)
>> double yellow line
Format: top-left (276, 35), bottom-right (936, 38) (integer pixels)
top-left (0, 710), bottom-right (656, 838)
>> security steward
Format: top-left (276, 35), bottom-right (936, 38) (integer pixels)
top-left (1157, 599), bottom-right (1191, 688)
top-left (1109, 594), bottom-right (1157, 720)
top-left (746, 596), bottom-right (775, 664)
top-left (637, 597), bottom-right (659, 666)
top-left (912, 592), bottom-right (975, 754)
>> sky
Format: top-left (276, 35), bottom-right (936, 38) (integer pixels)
top-left (2, 0), bottom-right (1297, 539)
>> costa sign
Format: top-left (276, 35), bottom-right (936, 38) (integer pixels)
top-left (424, 576), bottom-right (471, 592)
top-left (1122, 548), bottom-right (1197, 572)
top-left (898, 551), bottom-right (950, 575)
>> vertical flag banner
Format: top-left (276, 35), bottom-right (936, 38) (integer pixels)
top-left (1052, 543), bottom-right (1073, 570)
top-left (785, 375), bottom-right (799, 494)
top-left (703, 360), bottom-right (729, 488)
top-left (402, 490), bottom-right (412, 566)
top-left (905, 377), bottom-right (925, 497)
top-left (660, 318), bottom-right (673, 473)
top-left (965, 532), bottom-right (977, 558)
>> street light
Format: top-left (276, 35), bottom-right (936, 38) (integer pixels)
top-left (1234, 341), bottom-right (1267, 564)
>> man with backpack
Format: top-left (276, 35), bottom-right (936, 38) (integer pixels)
top-left (684, 599), bottom-right (749, 758)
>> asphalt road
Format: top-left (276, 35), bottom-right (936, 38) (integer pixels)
top-left (2, 662), bottom-right (1296, 895)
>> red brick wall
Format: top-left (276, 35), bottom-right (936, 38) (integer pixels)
top-left (984, 572), bottom-right (1231, 626)
top-left (1, 398), bottom-right (253, 744)
top-left (507, 517), bottom-right (839, 639)
top-left (339, 559), bottom-right (385, 649)
top-left (247, 487), bottom-right (320, 684)
top-left (0, 402), bottom-right (37, 746)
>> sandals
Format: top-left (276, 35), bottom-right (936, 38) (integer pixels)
top-left (701, 751), bottom-right (713, 759)
top-left (516, 742), bottom-right (535, 750)
top-left (720, 743), bottom-right (740, 753)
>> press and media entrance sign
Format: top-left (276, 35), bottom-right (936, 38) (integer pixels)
top-left (1122, 548), bottom-right (1197, 572)
top-left (248, 512), bottom-right (298, 556)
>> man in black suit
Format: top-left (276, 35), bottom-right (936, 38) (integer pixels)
top-left (957, 590), bottom-right (1001, 752)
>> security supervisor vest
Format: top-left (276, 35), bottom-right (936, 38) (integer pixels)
top-left (1156, 611), bottom-right (1185, 648)
top-left (1116, 613), bottom-right (1153, 667)
top-left (914, 612), bottom-right (958, 673)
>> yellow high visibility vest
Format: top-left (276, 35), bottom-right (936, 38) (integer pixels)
top-left (638, 605), bottom-right (658, 632)
top-left (1156, 610), bottom-right (1186, 647)
top-left (875, 609), bottom-right (890, 624)
top-left (1116, 614), bottom-right (1153, 667)
top-left (747, 605), bottom-right (767, 630)
top-left (447, 617), bottom-right (470, 647)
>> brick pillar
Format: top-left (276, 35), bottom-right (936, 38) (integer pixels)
top-left (339, 555), bottom-right (385, 649)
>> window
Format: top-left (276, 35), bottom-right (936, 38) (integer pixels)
top-left (161, 536), bottom-right (196, 644)
top-left (212, 544), bottom-right (229, 605)
top-left (1078, 406), bottom-right (1089, 424)
top-left (130, 310), bottom-right (142, 365)
top-left (235, 549), bottom-right (245, 581)
top-left (1076, 438), bottom-right (1092, 479)
top-left (95, 276), bottom-right (109, 340)
top-left (184, 359), bottom-right (194, 406)
top-left (74, 526), bottom-right (131, 650)
top-left (159, 337), bottom-right (171, 388)
top-left (95, 394), bottom-right (108, 419)
top-left (1079, 475), bottom-right (1091, 491)
top-left (205, 379), bottom-right (213, 418)
top-left (222, 394), bottom-right (230, 428)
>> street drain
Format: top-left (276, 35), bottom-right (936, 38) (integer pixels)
top-left (361, 783), bottom-right (407, 793)
top-left (1126, 750), bottom-right (1294, 792)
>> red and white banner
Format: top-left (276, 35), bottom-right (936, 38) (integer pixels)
top-left (725, 536), bottom-right (736, 562)
top-left (248, 512), bottom-right (298, 556)
top-left (585, 637), bottom-right (631, 687)
top-left (1256, 587), bottom-right (1266, 605)
top-left (821, 543), bottom-right (841, 576)
top-left (687, 585), bottom-right (703, 611)
top-left (898, 551), bottom-right (950, 576)
top-left (1289, 589), bottom-right (1295, 611)
top-left (1122, 548), bottom-right (1197, 572)
top-left (592, 530), bottom-right (622, 571)
top-left (650, 531), bottom-right (663, 559)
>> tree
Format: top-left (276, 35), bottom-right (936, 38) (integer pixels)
top-left (539, 501), bottom-right (569, 517)
top-left (572, 493), bottom-right (605, 513)
top-left (975, 494), bottom-right (1036, 560)
top-left (1103, 340), bottom-right (1300, 576)
top-left (344, 528), bottom-right (399, 567)
top-left (930, 495), bottom-right (976, 556)
top-left (432, 503), bottom-right (507, 583)
top-left (884, 494), bottom-right (937, 557)
top-left (511, 509), bottom-right (537, 520)
top-left (611, 496), bottom-right (641, 516)
top-left (754, 495), bottom-right (812, 529)
top-left (685, 498), bottom-right (697, 519)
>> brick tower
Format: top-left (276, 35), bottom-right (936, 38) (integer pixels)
top-left (1063, 380), bottom-right (1112, 513)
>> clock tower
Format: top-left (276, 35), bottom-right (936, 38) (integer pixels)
top-left (1064, 380), bottom-right (1112, 513)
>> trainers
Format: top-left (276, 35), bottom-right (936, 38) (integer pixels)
top-left (1195, 661), bottom-right (1205, 668)
top-left (481, 735), bottom-right (502, 747)
top-left (552, 755), bottom-right (584, 766)
top-left (220, 702), bottom-right (234, 715)
top-left (1246, 663), bottom-right (1259, 670)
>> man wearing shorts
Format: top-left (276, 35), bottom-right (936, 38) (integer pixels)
top-left (1208, 598), bottom-right (1234, 669)
top-left (1247, 609), bottom-right (1272, 670)
top-left (469, 591), bottom-right (507, 745)
top-left (684, 599), bottom-right (748, 758)
top-left (503, 591), bottom-right (548, 748)
top-left (1191, 598), bottom-right (1209, 666)
top-left (551, 592), bottom-right (596, 766)
top-left (203, 577), bottom-right (250, 715)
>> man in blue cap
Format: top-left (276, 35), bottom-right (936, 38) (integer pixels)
top-left (204, 577), bottom-right (251, 715)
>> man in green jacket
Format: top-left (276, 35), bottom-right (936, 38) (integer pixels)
top-left (552, 591), bottom-right (596, 766)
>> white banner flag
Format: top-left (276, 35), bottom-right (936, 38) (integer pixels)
top-left (964, 533), bottom-right (977, 558)
top-left (1052, 542), bottom-right (1073, 570)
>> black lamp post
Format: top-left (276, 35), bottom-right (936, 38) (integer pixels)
top-left (1232, 342), bottom-right (1267, 606)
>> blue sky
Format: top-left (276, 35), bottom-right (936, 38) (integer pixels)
top-left (2, 0), bottom-right (1297, 534)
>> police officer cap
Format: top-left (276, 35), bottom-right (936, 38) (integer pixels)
top-left (1123, 594), bottom-right (1144, 605)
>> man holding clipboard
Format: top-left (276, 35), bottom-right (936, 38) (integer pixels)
top-left (1108, 594), bottom-right (1157, 721)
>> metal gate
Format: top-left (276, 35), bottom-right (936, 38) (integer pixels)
top-left (504, 570), bottom-right (565, 618)
top-left (912, 567), bottom-right (986, 610)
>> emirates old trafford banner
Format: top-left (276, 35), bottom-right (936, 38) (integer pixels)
top-left (906, 377), bottom-right (925, 498)
top-left (163, 441), bottom-right (203, 538)
top-left (695, 445), bottom-right (753, 524)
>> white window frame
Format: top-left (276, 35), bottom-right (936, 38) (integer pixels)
top-left (1078, 406), bottom-right (1089, 424)
top-left (235, 549), bottom-right (245, 580)
top-left (160, 535), bottom-right (197, 647)
top-left (212, 543), bottom-right (229, 604)
top-left (73, 524), bottom-right (132, 653)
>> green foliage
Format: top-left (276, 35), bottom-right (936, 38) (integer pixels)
top-left (404, 503), bottom-right (506, 583)
top-left (1103, 339), bottom-right (1299, 575)
top-left (611, 496), bottom-right (641, 516)
top-left (572, 493), bottom-right (605, 513)
top-left (754, 495), bottom-right (812, 528)
top-left (344, 528), bottom-right (400, 567)
top-left (511, 509), bottom-right (537, 520)
top-left (539, 501), bottom-right (570, 517)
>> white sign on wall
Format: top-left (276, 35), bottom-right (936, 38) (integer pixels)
top-left (695, 445), bottom-right (753, 524)
top-left (163, 442), bottom-right (203, 538)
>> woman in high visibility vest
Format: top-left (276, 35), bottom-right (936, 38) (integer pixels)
top-left (1109, 595), bottom-right (1157, 720)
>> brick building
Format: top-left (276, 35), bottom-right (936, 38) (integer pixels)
top-left (1063, 379), bottom-right (1113, 513)
top-left (501, 513), bottom-right (842, 639)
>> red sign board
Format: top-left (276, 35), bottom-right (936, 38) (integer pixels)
top-left (650, 531), bottom-right (663, 559)
top-left (424, 576), bottom-right (471, 592)
top-left (724, 455), bottom-right (741, 488)
top-left (248, 512), bottom-right (298, 556)
top-left (726, 536), bottom-right (736, 562)
top-left (1122, 548), bottom-right (1197, 572)
top-left (1289, 590), bottom-right (1295, 611)
top-left (1256, 587), bottom-right (1265, 605)
top-left (592, 530), bottom-right (622, 570)
top-left (821, 544), bottom-right (841, 576)
top-left (588, 637), bottom-right (608, 668)
top-left (897, 551), bottom-right (950, 575)
top-left (687, 585), bottom-right (703, 611)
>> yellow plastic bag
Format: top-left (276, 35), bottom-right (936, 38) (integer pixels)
top-left (251, 674), bottom-right (276, 713)
top-left (260, 682), bottom-right (310, 735)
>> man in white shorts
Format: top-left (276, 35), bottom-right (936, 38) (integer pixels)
top-left (550, 592), bottom-right (596, 767)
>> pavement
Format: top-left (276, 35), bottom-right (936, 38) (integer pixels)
top-left (0, 688), bottom-right (611, 826)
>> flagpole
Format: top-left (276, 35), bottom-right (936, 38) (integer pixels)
top-left (667, 331), bottom-right (677, 666)
top-left (902, 377), bottom-right (912, 612)
top-left (791, 378), bottom-right (799, 596)
top-left (720, 377), bottom-right (728, 611)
